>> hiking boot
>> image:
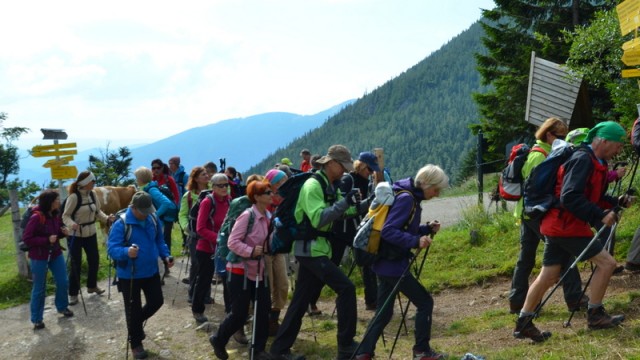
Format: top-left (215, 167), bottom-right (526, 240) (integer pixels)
top-left (413, 348), bottom-right (446, 360)
top-left (613, 264), bottom-right (625, 275)
top-left (209, 335), bottom-right (229, 360)
top-left (132, 345), bottom-right (148, 359)
top-left (69, 295), bottom-right (78, 306)
top-left (625, 261), bottom-right (640, 272)
top-left (88, 287), bottom-right (105, 295)
top-left (513, 315), bottom-right (551, 343)
top-left (58, 308), bottom-right (74, 317)
top-left (268, 317), bottom-right (280, 337)
top-left (182, 277), bottom-right (190, 284)
top-left (587, 306), bottom-right (624, 329)
top-left (33, 322), bottom-right (45, 330)
top-left (566, 295), bottom-right (589, 312)
top-left (192, 312), bottom-right (208, 324)
top-left (307, 304), bottom-right (321, 316)
top-left (337, 340), bottom-right (359, 359)
top-left (271, 352), bottom-right (306, 360)
top-left (233, 328), bottom-right (248, 345)
top-left (354, 353), bottom-right (372, 360)
top-left (256, 351), bottom-right (277, 360)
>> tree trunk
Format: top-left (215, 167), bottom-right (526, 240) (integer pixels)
top-left (572, 0), bottom-right (580, 26)
top-left (10, 190), bottom-right (30, 278)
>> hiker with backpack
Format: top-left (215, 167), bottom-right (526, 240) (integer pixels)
top-left (23, 189), bottom-right (74, 330)
top-left (191, 173), bottom-right (231, 324)
top-left (514, 121), bottom-right (633, 342)
top-left (209, 180), bottom-right (274, 360)
top-left (269, 145), bottom-right (366, 360)
top-left (264, 169), bottom-right (290, 336)
top-left (178, 166), bottom-right (213, 304)
top-left (168, 156), bottom-right (189, 202)
top-left (508, 118), bottom-right (587, 315)
top-left (62, 171), bottom-right (115, 305)
top-left (107, 191), bottom-right (174, 359)
top-left (354, 164), bottom-right (448, 360)
top-left (151, 159), bottom-right (180, 272)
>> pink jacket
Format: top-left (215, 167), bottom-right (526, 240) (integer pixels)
top-left (226, 205), bottom-right (271, 281)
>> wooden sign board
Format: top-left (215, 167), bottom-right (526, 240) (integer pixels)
top-left (617, 0), bottom-right (640, 36)
top-left (622, 68), bottom-right (640, 78)
top-left (51, 165), bottom-right (78, 180)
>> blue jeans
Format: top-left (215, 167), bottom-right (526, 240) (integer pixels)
top-left (30, 254), bottom-right (69, 323)
top-left (359, 273), bottom-right (434, 356)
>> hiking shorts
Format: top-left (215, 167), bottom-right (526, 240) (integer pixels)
top-left (542, 235), bottom-right (603, 266)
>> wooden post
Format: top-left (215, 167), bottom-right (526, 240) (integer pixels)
top-left (373, 148), bottom-right (385, 185)
top-left (10, 189), bottom-right (30, 278)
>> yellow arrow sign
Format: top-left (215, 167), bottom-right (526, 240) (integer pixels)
top-left (43, 156), bottom-right (74, 168)
top-left (32, 149), bottom-right (78, 157)
top-left (617, 0), bottom-right (640, 36)
top-left (623, 37), bottom-right (640, 51)
top-left (51, 165), bottom-right (78, 180)
top-left (622, 68), bottom-right (640, 78)
top-left (32, 142), bottom-right (77, 152)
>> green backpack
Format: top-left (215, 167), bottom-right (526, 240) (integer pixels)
top-left (217, 195), bottom-right (254, 263)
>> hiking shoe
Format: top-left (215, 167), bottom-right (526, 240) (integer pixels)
top-left (307, 304), bottom-right (321, 316)
top-left (193, 312), bottom-right (208, 324)
top-left (337, 340), bottom-right (359, 359)
top-left (33, 322), bottom-right (45, 330)
top-left (354, 353), bottom-right (372, 360)
top-left (256, 351), bottom-right (277, 360)
top-left (509, 302), bottom-right (523, 314)
top-left (88, 287), bottom-right (105, 295)
top-left (209, 335), bottom-right (229, 360)
top-left (613, 264), bottom-right (625, 275)
top-left (58, 308), bottom-right (74, 317)
top-left (587, 306), bottom-right (624, 329)
top-left (182, 277), bottom-right (190, 284)
top-left (132, 345), bottom-right (148, 359)
top-left (513, 315), bottom-right (551, 343)
top-left (271, 352), bottom-right (306, 360)
top-left (566, 295), bottom-right (589, 312)
top-left (69, 296), bottom-right (78, 306)
top-left (625, 261), bottom-right (640, 272)
top-left (413, 349), bottom-right (446, 360)
top-left (233, 328), bottom-right (248, 345)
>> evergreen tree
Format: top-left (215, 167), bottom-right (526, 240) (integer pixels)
top-left (88, 145), bottom-right (134, 186)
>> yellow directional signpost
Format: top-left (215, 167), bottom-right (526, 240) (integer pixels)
top-left (618, 0), bottom-right (640, 83)
top-left (31, 141), bottom-right (78, 180)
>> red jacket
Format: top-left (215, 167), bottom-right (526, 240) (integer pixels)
top-left (541, 146), bottom-right (616, 238)
top-left (196, 193), bottom-right (230, 254)
top-left (154, 174), bottom-right (180, 205)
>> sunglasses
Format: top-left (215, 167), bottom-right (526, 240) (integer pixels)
top-left (366, 166), bottom-right (374, 172)
top-left (152, 166), bottom-right (161, 170)
top-left (213, 183), bottom-right (229, 188)
top-left (264, 190), bottom-right (273, 195)
top-left (552, 133), bottom-right (566, 140)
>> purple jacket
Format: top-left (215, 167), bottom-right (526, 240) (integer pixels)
top-left (22, 206), bottom-right (66, 261)
top-left (372, 178), bottom-right (430, 277)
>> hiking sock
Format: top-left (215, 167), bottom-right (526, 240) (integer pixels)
top-left (588, 303), bottom-right (603, 310)
top-left (519, 310), bottom-right (535, 318)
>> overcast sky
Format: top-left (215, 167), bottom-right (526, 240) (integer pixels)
top-left (2, 0), bottom-right (494, 150)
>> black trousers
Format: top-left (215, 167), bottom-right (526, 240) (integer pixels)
top-left (119, 273), bottom-right (164, 348)
top-left (192, 250), bottom-right (214, 313)
top-left (69, 234), bottom-right (100, 296)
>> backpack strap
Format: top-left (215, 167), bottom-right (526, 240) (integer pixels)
top-left (395, 190), bottom-right (417, 230)
top-left (530, 145), bottom-right (548, 157)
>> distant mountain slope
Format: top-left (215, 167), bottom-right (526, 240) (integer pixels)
top-left (247, 21), bottom-right (487, 182)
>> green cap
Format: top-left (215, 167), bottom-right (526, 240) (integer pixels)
top-left (566, 128), bottom-right (589, 145)
top-left (584, 121), bottom-right (626, 144)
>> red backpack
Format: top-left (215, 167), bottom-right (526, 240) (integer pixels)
top-left (499, 143), bottom-right (547, 201)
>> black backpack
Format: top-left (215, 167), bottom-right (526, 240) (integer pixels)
top-left (61, 190), bottom-right (97, 222)
top-left (187, 190), bottom-right (217, 242)
top-left (523, 141), bottom-right (577, 220)
top-left (268, 172), bottom-right (334, 254)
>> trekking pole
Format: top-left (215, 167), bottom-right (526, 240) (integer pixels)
top-left (516, 222), bottom-right (613, 335)
top-left (125, 245), bottom-right (138, 360)
top-left (389, 246), bottom-right (431, 359)
top-left (107, 254), bottom-right (112, 300)
top-left (331, 253), bottom-right (358, 319)
top-left (172, 238), bottom-right (190, 306)
top-left (564, 222), bottom-right (618, 328)
top-left (348, 248), bottom-right (424, 360)
top-left (250, 256), bottom-right (262, 360)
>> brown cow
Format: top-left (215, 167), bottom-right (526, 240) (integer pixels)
top-left (94, 185), bottom-right (137, 224)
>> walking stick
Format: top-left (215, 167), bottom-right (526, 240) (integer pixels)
top-left (172, 240), bottom-right (190, 306)
top-left (250, 257), bottom-right (263, 360)
top-left (348, 248), bottom-right (424, 360)
top-left (67, 232), bottom-right (88, 316)
top-left (125, 245), bottom-right (138, 360)
top-left (564, 222), bottom-right (618, 328)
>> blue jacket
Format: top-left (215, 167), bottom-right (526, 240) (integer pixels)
top-left (107, 207), bottom-right (170, 279)
top-left (172, 165), bottom-right (189, 203)
top-left (143, 181), bottom-right (177, 222)
top-left (372, 177), bottom-right (432, 277)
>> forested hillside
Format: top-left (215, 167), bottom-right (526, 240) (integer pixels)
top-left (247, 22), bottom-right (486, 182)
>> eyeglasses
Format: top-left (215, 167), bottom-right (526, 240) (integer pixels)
top-left (366, 167), bottom-right (374, 172)
top-left (152, 166), bottom-right (161, 170)
top-left (213, 183), bottom-right (229, 188)
top-left (552, 133), bottom-right (566, 140)
top-left (264, 190), bottom-right (273, 195)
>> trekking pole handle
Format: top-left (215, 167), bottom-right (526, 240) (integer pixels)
top-left (128, 244), bottom-right (139, 258)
